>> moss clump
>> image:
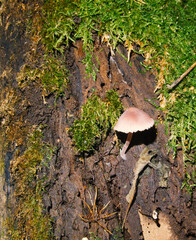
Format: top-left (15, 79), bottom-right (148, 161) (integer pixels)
top-left (6, 1), bottom-right (70, 100)
top-left (7, 126), bottom-right (55, 240)
top-left (70, 90), bottom-right (123, 154)
top-left (17, 54), bottom-right (68, 100)
top-left (165, 86), bottom-right (196, 195)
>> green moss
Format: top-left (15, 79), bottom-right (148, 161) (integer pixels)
top-left (41, 0), bottom-right (77, 52)
top-left (70, 90), bottom-right (123, 154)
top-left (17, 54), bottom-right (68, 100)
top-left (6, 1), bottom-right (70, 100)
top-left (41, 55), bottom-right (68, 97)
top-left (165, 86), bottom-right (196, 195)
top-left (7, 126), bottom-right (55, 240)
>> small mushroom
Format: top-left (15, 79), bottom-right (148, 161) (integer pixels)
top-left (114, 107), bottom-right (154, 160)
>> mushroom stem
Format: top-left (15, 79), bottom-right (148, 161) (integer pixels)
top-left (120, 132), bottom-right (133, 160)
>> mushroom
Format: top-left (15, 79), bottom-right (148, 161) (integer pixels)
top-left (114, 107), bottom-right (154, 160)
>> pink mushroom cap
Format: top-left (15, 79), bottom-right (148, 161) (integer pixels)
top-left (114, 107), bottom-right (154, 133)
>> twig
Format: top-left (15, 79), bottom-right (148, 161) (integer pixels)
top-left (122, 177), bottom-right (137, 229)
top-left (79, 186), bottom-right (117, 235)
top-left (122, 147), bottom-right (157, 229)
top-left (167, 62), bottom-right (196, 90)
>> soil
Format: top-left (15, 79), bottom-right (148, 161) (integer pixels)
top-left (0, 2), bottom-right (196, 240)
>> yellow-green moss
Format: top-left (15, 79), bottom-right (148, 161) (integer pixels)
top-left (17, 54), bottom-right (69, 99)
top-left (6, 126), bottom-right (55, 240)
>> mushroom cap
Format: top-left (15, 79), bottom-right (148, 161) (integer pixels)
top-left (114, 107), bottom-right (154, 133)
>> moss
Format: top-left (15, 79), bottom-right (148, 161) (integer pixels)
top-left (165, 86), bottom-right (196, 195)
top-left (17, 54), bottom-right (69, 99)
top-left (6, 126), bottom-right (55, 240)
top-left (70, 90), bottom-right (123, 154)
top-left (0, 2), bottom-right (56, 238)
top-left (3, 0), bottom-right (70, 101)
top-left (0, 85), bottom-right (54, 239)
